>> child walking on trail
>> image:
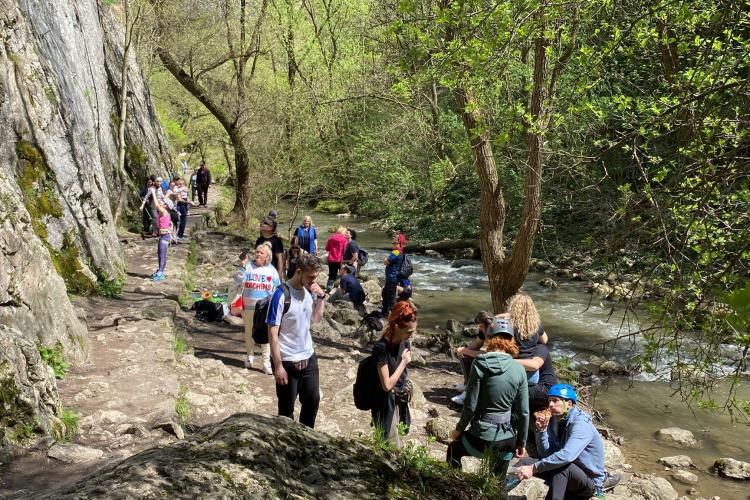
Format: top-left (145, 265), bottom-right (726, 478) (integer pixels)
top-left (152, 201), bottom-right (172, 281)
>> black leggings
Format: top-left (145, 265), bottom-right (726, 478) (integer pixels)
top-left (446, 432), bottom-right (515, 478)
top-left (273, 353), bottom-right (320, 428)
top-left (537, 462), bottom-right (596, 500)
top-left (327, 262), bottom-right (341, 288)
top-left (381, 281), bottom-right (398, 315)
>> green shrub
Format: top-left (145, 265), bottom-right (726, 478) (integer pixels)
top-left (315, 199), bottom-right (349, 214)
top-left (58, 408), bottom-right (79, 443)
top-left (38, 345), bottom-right (69, 379)
top-left (95, 273), bottom-right (124, 298)
top-left (175, 385), bottom-right (191, 425)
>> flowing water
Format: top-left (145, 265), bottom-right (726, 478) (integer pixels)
top-left (283, 207), bottom-right (750, 499)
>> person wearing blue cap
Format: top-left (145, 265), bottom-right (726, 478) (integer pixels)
top-left (446, 318), bottom-right (529, 485)
top-left (516, 383), bottom-right (620, 498)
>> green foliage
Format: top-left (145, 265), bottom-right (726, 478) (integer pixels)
top-left (95, 272), bottom-right (124, 298)
top-left (175, 385), bottom-right (191, 425)
top-left (48, 231), bottom-right (96, 296)
top-left (57, 408), bottom-right (79, 443)
top-left (314, 199), bottom-right (349, 214)
top-left (38, 345), bottom-right (69, 379)
top-left (126, 144), bottom-right (147, 170)
top-left (173, 326), bottom-right (192, 356)
top-left (14, 419), bottom-right (38, 441)
top-left (16, 140), bottom-right (62, 240)
top-left (553, 357), bottom-right (578, 386)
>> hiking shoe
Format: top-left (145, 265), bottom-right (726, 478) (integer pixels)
top-left (451, 392), bottom-right (466, 405)
top-left (152, 272), bottom-right (166, 282)
top-left (244, 355), bottom-right (255, 369)
top-left (602, 472), bottom-right (622, 491)
top-left (454, 383), bottom-right (466, 393)
top-left (262, 361), bottom-right (273, 375)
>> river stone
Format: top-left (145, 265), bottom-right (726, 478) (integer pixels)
top-left (659, 455), bottom-right (694, 468)
top-left (604, 439), bottom-right (626, 468)
top-left (589, 281), bottom-right (614, 299)
top-left (539, 277), bottom-right (558, 288)
top-left (599, 360), bottom-right (629, 376)
top-left (424, 250), bottom-right (441, 258)
top-left (613, 473), bottom-right (679, 500)
top-left (425, 417), bottom-right (455, 444)
top-left (361, 280), bottom-right (382, 302)
top-left (655, 427), bottom-right (699, 448)
top-left (450, 259), bottom-right (475, 268)
top-left (446, 319), bottom-right (461, 333)
top-left (508, 477), bottom-right (548, 499)
top-left (714, 457), bottom-right (750, 479)
top-left (47, 444), bottom-right (104, 464)
top-left (41, 413), bottom-right (482, 499)
top-left (333, 308), bottom-right (361, 326)
top-left (672, 470), bottom-right (698, 484)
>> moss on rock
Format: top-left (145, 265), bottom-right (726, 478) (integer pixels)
top-left (16, 141), bottom-right (63, 240)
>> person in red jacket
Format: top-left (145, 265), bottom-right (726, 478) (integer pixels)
top-left (324, 226), bottom-right (349, 292)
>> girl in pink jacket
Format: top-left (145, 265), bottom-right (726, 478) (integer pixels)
top-left (324, 226), bottom-right (349, 291)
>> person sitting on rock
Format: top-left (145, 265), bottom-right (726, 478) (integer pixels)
top-left (447, 318), bottom-right (529, 484)
top-left (371, 301), bottom-right (416, 447)
top-left (516, 384), bottom-right (620, 499)
top-left (452, 310), bottom-right (494, 405)
top-left (502, 293), bottom-right (548, 389)
top-left (328, 265), bottom-right (366, 315)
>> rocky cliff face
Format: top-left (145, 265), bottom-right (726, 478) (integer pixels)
top-left (0, 0), bottom-right (172, 453)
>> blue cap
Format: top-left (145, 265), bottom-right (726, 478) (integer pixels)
top-left (161, 180), bottom-right (169, 191)
top-left (548, 383), bottom-right (577, 403)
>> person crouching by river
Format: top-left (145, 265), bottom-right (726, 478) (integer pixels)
top-left (372, 301), bottom-right (417, 447)
top-left (447, 318), bottom-right (529, 485)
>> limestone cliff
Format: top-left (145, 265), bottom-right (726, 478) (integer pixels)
top-left (0, 0), bottom-right (172, 453)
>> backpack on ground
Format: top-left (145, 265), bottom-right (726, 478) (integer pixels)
top-left (358, 248), bottom-right (369, 268)
top-left (353, 354), bottom-right (381, 411)
top-left (252, 283), bottom-right (291, 344)
top-left (193, 299), bottom-right (224, 322)
top-left (397, 253), bottom-right (413, 280)
top-left (361, 310), bottom-right (385, 332)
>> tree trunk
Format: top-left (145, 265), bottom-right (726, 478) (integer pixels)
top-left (404, 239), bottom-right (479, 253)
top-left (113, 0), bottom-right (132, 225)
top-left (453, 87), bottom-right (507, 312)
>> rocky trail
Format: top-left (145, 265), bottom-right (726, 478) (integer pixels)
top-left (0, 201), bottom-right (727, 499)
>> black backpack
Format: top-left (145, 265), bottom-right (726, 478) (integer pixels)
top-left (194, 299), bottom-right (224, 322)
top-left (358, 248), bottom-right (369, 268)
top-left (353, 354), bottom-right (381, 410)
top-left (252, 283), bottom-right (291, 344)
top-left (397, 253), bottom-right (413, 280)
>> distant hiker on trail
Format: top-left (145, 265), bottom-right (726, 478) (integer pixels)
top-left (235, 244), bottom-right (280, 375)
top-left (381, 238), bottom-right (404, 315)
top-left (295, 215), bottom-right (318, 255)
top-left (189, 171), bottom-right (198, 202)
top-left (324, 226), bottom-right (348, 292)
top-left (329, 265), bottom-right (366, 315)
top-left (256, 217), bottom-right (285, 279)
top-left (343, 228), bottom-right (361, 275)
top-left (285, 236), bottom-right (307, 280)
top-left (515, 384), bottom-right (620, 498)
top-left (139, 175), bottom-right (157, 236)
top-left (195, 161), bottom-right (212, 206)
top-left (370, 301), bottom-right (416, 446)
top-left (447, 318), bottom-right (529, 484)
top-left (452, 310), bottom-right (494, 406)
top-left (151, 200), bottom-right (173, 282)
top-left (267, 253), bottom-right (326, 428)
top-left (175, 178), bottom-right (189, 241)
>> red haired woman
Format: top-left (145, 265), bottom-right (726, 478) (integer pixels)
top-left (371, 301), bottom-right (416, 446)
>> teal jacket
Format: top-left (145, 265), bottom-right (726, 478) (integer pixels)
top-left (456, 352), bottom-right (529, 448)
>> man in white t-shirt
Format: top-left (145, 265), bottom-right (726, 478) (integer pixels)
top-left (267, 253), bottom-right (326, 428)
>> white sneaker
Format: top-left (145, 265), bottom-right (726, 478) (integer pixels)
top-left (454, 383), bottom-right (466, 393)
top-left (244, 355), bottom-right (255, 369)
top-left (451, 392), bottom-right (466, 405)
top-left (262, 361), bottom-right (273, 375)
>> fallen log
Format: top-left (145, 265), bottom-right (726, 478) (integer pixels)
top-left (404, 238), bottom-right (480, 253)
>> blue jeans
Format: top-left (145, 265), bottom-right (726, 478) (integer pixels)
top-left (176, 202), bottom-right (188, 237)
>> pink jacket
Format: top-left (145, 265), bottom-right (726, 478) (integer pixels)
top-left (325, 233), bottom-right (349, 263)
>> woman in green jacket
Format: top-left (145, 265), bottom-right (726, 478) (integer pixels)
top-left (447, 318), bottom-right (529, 481)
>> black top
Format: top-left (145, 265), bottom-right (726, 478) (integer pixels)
top-left (372, 338), bottom-right (409, 390)
top-left (195, 167), bottom-right (212, 185)
top-left (344, 240), bottom-right (360, 262)
top-left (341, 274), bottom-right (365, 305)
top-left (532, 344), bottom-right (558, 388)
top-left (255, 235), bottom-right (285, 272)
top-left (286, 250), bottom-right (300, 279)
top-left (514, 323), bottom-right (545, 359)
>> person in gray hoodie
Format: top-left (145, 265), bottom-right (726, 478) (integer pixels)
top-left (516, 383), bottom-right (612, 499)
top-left (446, 318), bottom-right (529, 483)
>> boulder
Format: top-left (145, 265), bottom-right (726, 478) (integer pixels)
top-left (604, 439), bottom-right (626, 468)
top-left (333, 308), bottom-right (361, 326)
top-left (446, 319), bottom-right (461, 333)
top-left (153, 421), bottom-right (185, 440)
top-left (360, 280), bottom-right (382, 302)
top-left (599, 360), bottom-right (629, 376)
top-left (589, 282), bottom-right (614, 299)
top-left (450, 259), bottom-right (475, 268)
top-left (508, 477), bottom-right (548, 499)
top-left (424, 250), bottom-right (441, 258)
top-left (671, 470), bottom-right (698, 484)
top-left (655, 428), bottom-right (699, 448)
top-left (613, 473), bottom-right (679, 500)
top-left (47, 444), bottom-right (104, 464)
top-left (41, 413), bottom-right (484, 499)
top-left (714, 457), bottom-right (750, 479)
top-left (658, 455), bottom-right (694, 468)
top-left (411, 381), bottom-right (427, 409)
top-left (539, 278), bottom-right (558, 289)
top-left (424, 417), bottom-right (454, 444)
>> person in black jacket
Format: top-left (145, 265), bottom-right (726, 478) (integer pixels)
top-left (195, 162), bottom-right (212, 206)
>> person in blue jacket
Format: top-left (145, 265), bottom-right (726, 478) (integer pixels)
top-left (516, 384), bottom-right (618, 499)
top-left (295, 215), bottom-right (318, 255)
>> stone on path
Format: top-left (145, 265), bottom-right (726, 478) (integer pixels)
top-left (47, 444), bottom-right (104, 464)
top-left (658, 455), bottom-right (694, 468)
top-left (714, 457), bottom-right (750, 479)
top-left (424, 417), bottom-right (454, 444)
top-left (613, 473), bottom-right (679, 500)
top-left (671, 470), bottom-right (698, 484)
top-left (153, 421), bottom-right (185, 440)
top-left (655, 427), bottom-right (699, 448)
top-left (508, 477), bottom-right (548, 499)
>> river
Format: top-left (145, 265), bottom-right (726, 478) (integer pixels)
top-left (283, 206), bottom-right (749, 499)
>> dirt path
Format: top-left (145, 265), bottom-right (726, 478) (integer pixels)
top-left (0, 200), bottom-right (467, 498)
